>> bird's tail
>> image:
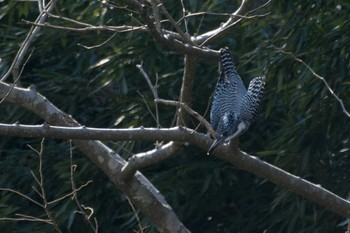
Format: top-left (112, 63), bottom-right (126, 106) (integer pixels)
top-left (240, 76), bottom-right (265, 121)
top-left (220, 48), bottom-right (238, 77)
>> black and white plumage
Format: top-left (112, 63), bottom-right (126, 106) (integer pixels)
top-left (207, 48), bottom-right (265, 155)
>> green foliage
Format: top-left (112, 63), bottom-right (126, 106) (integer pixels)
top-left (0, 0), bottom-right (350, 232)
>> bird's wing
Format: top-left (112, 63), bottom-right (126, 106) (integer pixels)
top-left (239, 76), bottom-right (265, 122)
top-left (210, 48), bottom-right (246, 130)
top-left (210, 72), bottom-right (226, 130)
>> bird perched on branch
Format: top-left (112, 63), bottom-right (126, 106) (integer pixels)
top-left (208, 48), bottom-right (265, 155)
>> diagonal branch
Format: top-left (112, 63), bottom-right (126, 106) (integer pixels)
top-left (192, 0), bottom-right (255, 45)
top-left (1, 120), bottom-right (350, 219)
top-left (0, 82), bottom-right (191, 233)
top-left (218, 146), bottom-right (350, 220)
top-left (1, 82), bottom-right (350, 221)
top-left (1, 0), bottom-right (58, 82)
top-left (157, 1), bottom-right (192, 44)
top-left (278, 48), bottom-right (350, 119)
top-left (121, 0), bottom-right (219, 59)
top-left (120, 141), bottom-right (181, 180)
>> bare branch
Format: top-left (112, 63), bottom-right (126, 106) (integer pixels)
top-left (191, 0), bottom-right (267, 45)
top-left (69, 142), bottom-right (98, 232)
top-left (137, 63), bottom-right (160, 129)
top-left (150, 0), bottom-right (162, 34)
top-left (278, 48), bottom-right (350, 119)
top-left (23, 19), bottom-right (147, 32)
top-left (126, 196), bottom-right (147, 233)
top-left (0, 81), bottom-right (191, 233)
top-left (180, 0), bottom-right (189, 33)
top-left (0, 216), bottom-right (52, 224)
top-left (0, 188), bottom-right (44, 208)
top-left (47, 180), bottom-right (93, 205)
top-left (122, 0), bottom-right (219, 59)
top-left (0, 123), bottom-right (200, 142)
top-left (31, 138), bottom-right (63, 233)
top-left (1, 74), bottom-right (350, 225)
top-left (120, 142), bottom-right (181, 180)
top-left (157, 1), bottom-right (192, 44)
top-left (156, 98), bottom-right (214, 136)
top-left (1, 0), bottom-right (58, 82)
top-left (178, 11), bottom-right (270, 24)
top-left (217, 147), bottom-right (350, 219)
top-left (1, 121), bottom-right (350, 218)
top-left (176, 55), bottom-right (196, 126)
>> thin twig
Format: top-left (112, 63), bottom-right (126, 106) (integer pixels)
top-left (39, 138), bottom-right (63, 233)
top-left (156, 98), bottom-right (215, 136)
top-left (150, 0), bottom-right (162, 34)
top-left (0, 188), bottom-right (44, 208)
top-left (180, 0), bottom-right (189, 33)
top-left (69, 140), bottom-right (98, 232)
top-left (278, 48), bottom-right (350, 119)
top-left (136, 63), bottom-right (161, 128)
top-left (78, 32), bottom-right (117, 50)
top-left (0, 49), bottom-right (33, 105)
top-left (246, 0), bottom-right (272, 15)
top-left (0, 216), bottom-right (52, 224)
top-left (22, 20), bottom-right (146, 32)
top-left (1, 0), bottom-right (58, 82)
top-left (157, 1), bottom-right (192, 44)
top-left (137, 91), bottom-right (160, 127)
top-left (48, 180), bottom-right (93, 205)
top-left (26, 139), bottom-right (63, 233)
top-left (178, 11), bottom-right (270, 23)
top-left (126, 196), bottom-right (146, 233)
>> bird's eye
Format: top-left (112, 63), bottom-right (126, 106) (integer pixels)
top-left (222, 131), bottom-right (228, 137)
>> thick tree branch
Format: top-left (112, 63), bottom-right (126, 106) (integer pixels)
top-left (122, 0), bottom-right (219, 60)
top-left (0, 122), bottom-right (350, 219)
top-left (121, 141), bottom-right (181, 180)
top-left (177, 55), bottom-right (197, 126)
top-left (0, 123), bottom-right (204, 144)
top-left (219, 146), bottom-right (350, 219)
top-left (0, 82), bottom-right (191, 233)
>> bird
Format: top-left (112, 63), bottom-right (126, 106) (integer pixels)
top-left (207, 48), bottom-right (265, 155)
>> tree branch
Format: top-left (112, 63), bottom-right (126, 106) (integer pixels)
top-left (0, 81), bottom-right (191, 233)
top-left (1, 0), bottom-right (58, 82)
top-left (156, 98), bottom-right (214, 135)
top-left (218, 147), bottom-right (350, 219)
top-left (122, 0), bottom-right (219, 60)
top-left (277, 47), bottom-right (350, 119)
top-left (23, 20), bottom-right (147, 33)
top-left (121, 141), bottom-right (181, 180)
top-left (177, 55), bottom-right (197, 126)
top-left (0, 122), bottom-right (350, 219)
top-left (192, 0), bottom-right (257, 45)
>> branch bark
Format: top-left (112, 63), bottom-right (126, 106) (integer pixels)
top-left (0, 117), bottom-right (350, 219)
top-left (0, 82), bottom-right (190, 233)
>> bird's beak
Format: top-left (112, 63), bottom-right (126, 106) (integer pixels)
top-left (207, 136), bottom-right (225, 155)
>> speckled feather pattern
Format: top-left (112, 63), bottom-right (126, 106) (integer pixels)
top-left (208, 48), bottom-right (265, 154)
top-left (210, 49), bottom-right (246, 131)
